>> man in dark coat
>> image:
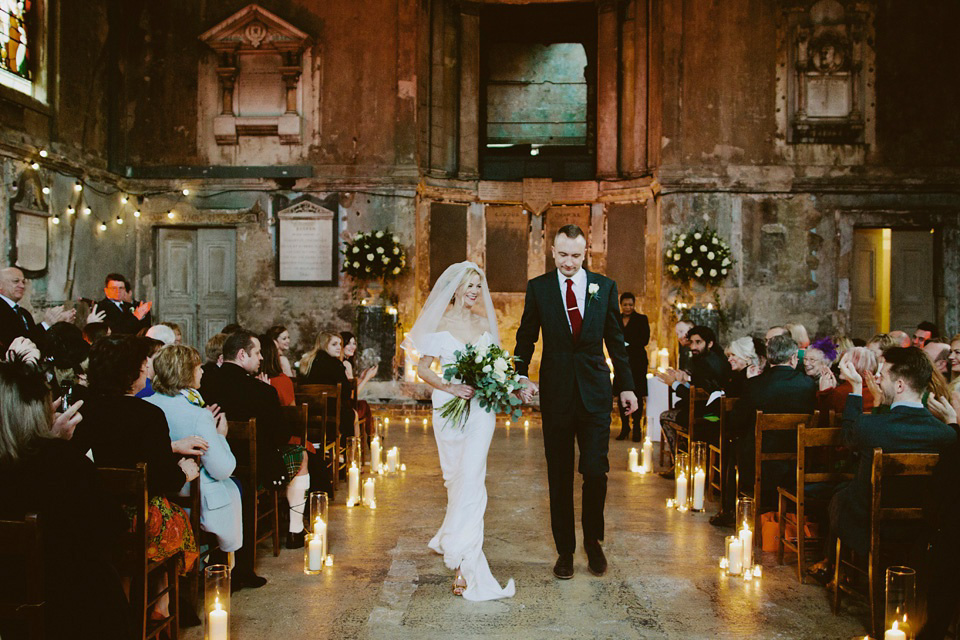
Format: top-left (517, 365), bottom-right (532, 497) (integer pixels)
top-left (714, 334), bottom-right (817, 524)
top-left (515, 224), bottom-right (637, 580)
top-left (95, 273), bottom-right (150, 335)
top-left (615, 291), bottom-right (650, 442)
top-left (0, 266), bottom-right (74, 348)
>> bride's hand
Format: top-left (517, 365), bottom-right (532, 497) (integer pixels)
top-left (447, 383), bottom-right (475, 399)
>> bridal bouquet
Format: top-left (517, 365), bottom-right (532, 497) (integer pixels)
top-left (439, 343), bottom-right (524, 430)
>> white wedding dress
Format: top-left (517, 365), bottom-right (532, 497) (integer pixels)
top-left (421, 330), bottom-right (516, 601)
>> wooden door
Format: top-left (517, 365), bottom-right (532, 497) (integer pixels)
top-left (890, 230), bottom-right (934, 333)
top-left (851, 229), bottom-right (884, 341)
top-left (157, 228), bottom-right (236, 349)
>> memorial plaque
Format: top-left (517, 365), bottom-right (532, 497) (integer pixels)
top-left (544, 206), bottom-right (590, 272)
top-left (275, 196), bottom-right (338, 286)
top-left (8, 171), bottom-right (49, 277)
top-left (485, 206), bottom-right (528, 293)
top-left (429, 203), bottom-right (468, 287)
top-left (522, 178), bottom-right (553, 215)
top-left (478, 181), bottom-right (523, 203)
top-left (606, 203), bottom-right (646, 297)
top-left (15, 213), bottom-right (47, 273)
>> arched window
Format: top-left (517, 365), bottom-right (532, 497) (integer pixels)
top-left (0, 0), bottom-right (34, 94)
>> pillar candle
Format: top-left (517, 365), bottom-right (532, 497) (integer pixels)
top-left (727, 537), bottom-right (743, 576)
top-left (658, 348), bottom-right (670, 371)
top-left (363, 477), bottom-right (375, 507)
top-left (628, 448), bottom-right (639, 472)
top-left (693, 469), bottom-right (706, 510)
top-left (739, 527), bottom-right (753, 570)
top-left (675, 472), bottom-right (688, 507)
top-left (386, 447), bottom-right (398, 473)
top-left (308, 534), bottom-right (325, 571)
top-left (347, 464), bottom-right (360, 507)
top-left (884, 621), bottom-right (906, 640)
top-left (313, 518), bottom-right (327, 559)
top-left (642, 438), bottom-right (653, 473)
top-left (208, 600), bottom-right (228, 640)
top-left (370, 437), bottom-right (381, 474)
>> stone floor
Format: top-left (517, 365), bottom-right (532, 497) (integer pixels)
top-left (184, 416), bottom-right (871, 640)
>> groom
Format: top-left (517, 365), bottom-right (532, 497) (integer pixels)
top-left (515, 224), bottom-right (638, 579)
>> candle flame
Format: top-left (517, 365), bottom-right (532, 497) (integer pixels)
top-left (892, 620), bottom-right (899, 631)
top-left (213, 596), bottom-right (223, 611)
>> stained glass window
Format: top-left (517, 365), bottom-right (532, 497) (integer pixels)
top-left (0, 0), bottom-right (31, 82)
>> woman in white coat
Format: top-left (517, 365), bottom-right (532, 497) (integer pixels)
top-left (146, 345), bottom-right (242, 553)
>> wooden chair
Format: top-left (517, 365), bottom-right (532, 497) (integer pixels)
top-left (833, 448), bottom-right (940, 637)
top-left (168, 478), bottom-right (207, 622)
top-left (98, 463), bottom-right (180, 640)
top-left (777, 424), bottom-right (852, 582)
top-left (226, 419), bottom-right (281, 561)
top-left (660, 384), bottom-right (678, 468)
top-left (708, 397), bottom-right (738, 501)
top-left (0, 513), bottom-right (44, 639)
top-left (750, 411), bottom-right (818, 541)
top-left (297, 383), bottom-right (343, 481)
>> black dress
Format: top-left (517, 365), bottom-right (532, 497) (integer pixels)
top-left (0, 438), bottom-right (134, 639)
top-left (302, 352), bottom-right (354, 441)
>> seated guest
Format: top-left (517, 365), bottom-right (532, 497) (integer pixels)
top-left (675, 319), bottom-right (693, 370)
top-left (134, 337), bottom-right (164, 399)
top-left (724, 336), bottom-right (764, 398)
top-left (40, 321), bottom-right (90, 399)
top-left (203, 332), bottom-right (228, 378)
top-left (889, 330), bottom-right (912, 348)
top-left (949, 334), bottom-right (960, 389)
top-left (816, 346), bottom-right (877, 425)
top-left (145, 324), bottom-right (177, 346)
top-left (808, 347), bottom-right (958, 583)
top-left (97, 273), bottom-right (151, 335)
top-left (922, 338), bottom-right (951, 377)
top-left (72, 335), bottom-right (202, 618)
top-left (300, 331), bottom-right (355, 441)
top-left (82, 321), bottom-right (111, 344)
top-left (199, 329), bottom-right (299, 578)
top-left (160, 321), bottom-right (183, 345)
top-left (261, 334), bottom-right (294, 407)
top-left (867, 332), bottom-right (897, 361)
top-left (145, 346), bottom-right (242, 556)
top-left (341, 330), bottom-right (379, 441)
top-left (656, 325), bottom-right (730, 477)
top-left (0, 357), bottom-right (133, 639)
top-left (265, 325), bottom-right (295, 377)
top-left (913, 321), bottom-right (937, 348)
top-left (785, 322), bottom-right (811, 349)
top-left (714, 334), bottom-right (817, 525)
top-left (0, 266), bottom-right (75, 349)
top-left (802, 347), bottom-right (833, 386)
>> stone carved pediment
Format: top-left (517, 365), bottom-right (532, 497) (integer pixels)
top-left (277, 200), bottom-right (335, 220)
top-left (200, 4), bottom-right (310, 54)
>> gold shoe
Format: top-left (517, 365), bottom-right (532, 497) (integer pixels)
top-left (453, 568), bottom-right (467, 596)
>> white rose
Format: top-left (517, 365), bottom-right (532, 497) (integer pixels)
top-left (494, 358), bottom-right (508, 372)
top-left (677, 239), bottom-right (685, 247)
top-left (710, 269), bottom-right (717, 277)
top-left (376, 247), bottom-right (384, 254)
top-left (353, 261), bottom-right (360, 268)
top-left (352, 247), bottom-right (359, 253)
top-left (666, 250), bottom-right (673, 258)
top-left (695, 268), bottom-right (704, 277)
top-left (700, 244), bottom-right (707, 252)
top-left (712, 237), bottom-right (718, 245)
top-left (354, 232), bottom-right (363, 240)
top-left (376, 231), bottom-right (384, 238)
top-left (393, 247), bottom-right (400, 255)
top-left (670, 265), bottom-right (679, 273)
top-left (392, 267), bottom-right (401, 275)
top-left (366, 253), bottom-right (374, 261)
top-left (707, 252), bottom-right (715, 260)
top-left (391, 234), bottom-right (398, 242)
top-left (685, 246), bottom-right (693, 254)
top-left (694, 232), bottom-right (702, 240)
top-left (722, 257), bottom-right (730, 266)
top-left (721, 268), bottom-right (728, 275)
top-left (365, 266), bottom-right (371, 273)
top-left (475, 355), bottom-right (483, 364)
top-left (482, 364), bottom-right (492, 373)
top-left (588, 283), bottom-right (599, 295)
top-left (382, 257), bottom-right (390, 264)
top-left (691, 259), bottom-right (698, 267)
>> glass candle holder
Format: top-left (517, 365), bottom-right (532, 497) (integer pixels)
top-left (641, 423), bottom-right (654, 473)
top-left (346, 436), bottom-right (362, 471)
top-left (885, 566), bottom-right (916, 639)
top-left (736, 496), bottom-right (756, 570)
top-left (724, 535), bottom-right (744, 576)
top-left (628, 447), bottom-right (640, 472)
top-left (690, 442), bottom-right (708, 511)
top-left (370, 435), bottom-right (383, 474)
top-left (674, 452), bottom-right (689, 511)
top-left (386, 446), bottom-right (399, 473)
top-left (204, 564), bottom-right (230, 640)
top-left (309, 491), bottom-right (328, 534)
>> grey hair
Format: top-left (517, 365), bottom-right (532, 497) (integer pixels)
top-left (767, 334), bottom-right (799, 366)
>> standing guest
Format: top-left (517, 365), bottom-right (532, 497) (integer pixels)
top-left (160, 322), bottom-right (183, 345)
top-left (82, 321), bottom-right (111, 344)
top-left (199, 329), bottom-right (295, 580)
top-left (615, 292), bottom-right (649, 441)
top-left (0, 358), bottom-right (133, 640)
top-left (806, 347), bottom-right (958, 584)
top-left (889, 330), bottom-right (912, 348)
top-left (816, 346), bottom-right (877, 425)
top-left (0, 266), bottom-right (75, 348)
top-left (40, 322), bottom-right (90, 400)
top-left (96, 273), bottom-right (151, 335)
top-left (714, 334), bottom-right (817, 525)
top-left (145, 346), bottom-right (243, 557)
top-left (913, 321), bottom-right (938, 348)
top-left (261, 334), bottom-right (294, 407)
top-left (656, 325), bottom-right (730, 477)
top-left (265, 325), bottom-right (294, 377)
top-left (72, 335), bottom-right (202, 618)
top-left (145, 324), bottom-right (177, 346)
top-left (121, 275), bottom-right (152, 327)
top-left (922, 339), bottom-right (951, 376)
top-left (300, 331), bottom-right (355, 441)
top-left (340, 331), bottom-right (378, 440)
top-left (724, 336), bottom-right (764, 398)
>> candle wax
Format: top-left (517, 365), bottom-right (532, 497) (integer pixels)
top-left (370, 438), bottom-right (381, 474)
top-left (727, 538), bottom-right (743, 575)
top-left (675, 473), bottom-right (688, 507)
top-left (347, 465), bottom-right (360, 506)
top-left (208, 601), bottom-right (228, 640)
top-left (739, 528), bottom-right (753, 570)
top-left (628, 448), bottom-right (639, 471)
top-left (692, 469), bottom-right (706, 510)
top-left (308, 535), bottom-right (325, 571)
top-left (884, 621), bottom-right (906, 640)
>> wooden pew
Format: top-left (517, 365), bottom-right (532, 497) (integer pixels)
top-left (0, 513), bottom-right (44, 640)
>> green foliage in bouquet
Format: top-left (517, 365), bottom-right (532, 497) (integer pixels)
top-left (438, 342), bottom-right (524, 430)
top-left (341, 230), bottom-right (407, 280)
top-left (664, 226), bottom-right (734, 287)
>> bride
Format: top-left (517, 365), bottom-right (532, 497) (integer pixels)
top-left (403, 261), bottom-right (516, 601)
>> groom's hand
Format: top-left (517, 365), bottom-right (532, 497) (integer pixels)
top-left (518, 377), bottom-right (538, 403)
top-left (619, 391), bottom-right (639, 415)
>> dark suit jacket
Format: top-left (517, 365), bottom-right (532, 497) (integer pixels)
top-left (0, 299), bottom-right (45, 348)
top-left (834, 394), bottom-right (957, 555)
top-left (97, 297), bottom-right (147, 335)
top-left (515, 269), bottom-right (634, 415)
top-left (672, 349), bottom-right (730, 426)
top-left (621, 311), bottom-right (650, 396)
top-left (199, 362), bottom-right (290, 467)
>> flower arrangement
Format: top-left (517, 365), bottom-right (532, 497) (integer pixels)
top-left (438, 343), bottom-right (524, 430)
top-left (341, 230), bottom-right (407, 280)
top-left (664, 226), bottom-right (734, 287)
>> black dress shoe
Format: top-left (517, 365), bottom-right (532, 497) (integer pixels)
top-left (231, 571), bottom-right (268, 592)
top-left (630, 431), bottom-right (643, 442)
top-left (286, 531), bottom-right (306, 549)
top-left (615, 429), bottom-right (630, 441)
top-left (584, 540), bottom-right (607, 576)
top-left (553, 553), bottom-right (574, 580)
top-left (709, 510), bottom-right (735, 528)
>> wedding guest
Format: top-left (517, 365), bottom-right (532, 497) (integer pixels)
top-left (134, 337), bottom-right (164, 399)
top-left (724, 336), bottom-right (764, 398)
top-left (221, 323), bottom-right (242, 335)
top-left (675, 319), bottom-right (693, 370)
top-left (889, 330), bottom-right (911, 348)
top-left (82, 321), bottom-right (111, 344)
top-left (160, 321), bottom-right (183, 345)
top-left (913, 321), bottom-right (938, 348)
top-left (802, 347), bottom-right (833, 384)
top-left (341, 330), bottom-right (378, 440)
top-left (40, 321), bottom-right (90, 399)
top-left (97, 273), bottom-right (151, 335)
top-left (0, 266), bottom-right (75, 348)
top-left (203, 332), bottom-right (228, 378)
top-left (0, 358), bottom-right (132, 640)
top-left (72, 335), bottom-right (202, 617)
top-left (145, 346), bottom-right (242, 556)
top-left (300, 331), bottom-right (355, 441)
top-left (922, 338), bottom-right (951, 376)
top-left (807, 347), bottom-right (958, 584)
top-left (765, 326), bottom-right (788, 344)
top-left (261, 334), bottom-right (294, 406)
top-left (265, 325), bottom-right (294, 377)
top-left (785, 322), bottom-right (811, 349)
top-left (949, 334), bottom-right (960, 388)
top-left (615, 293), bottom-right (649, 441)
top-left (867, 332), bottom-right (898, 360)
top-left (145, 323), bottom-right (177, 346)
top-left (816, 346), bottom-right (877, 425)
top-left (121, 275), bottom-right (152, 327)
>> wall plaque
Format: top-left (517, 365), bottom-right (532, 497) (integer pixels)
top-left (8, 170), bottom-right (50, 276)
top-left (275, 195), bottom-right (338, 286)
top-left (485, 206), bottom-right (528, 293)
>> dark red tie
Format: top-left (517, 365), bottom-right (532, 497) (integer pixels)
top-left (565, 278), bottom-right (582, 342)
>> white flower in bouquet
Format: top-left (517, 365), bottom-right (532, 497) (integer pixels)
top-left (691, 259), bottom-right (698, 267)
top-left (393, 247), bottom-right (400, 254)
top-left (352, 246), bottom-right (359, 253)
top-left (694, 232), bottom-right (701, 240)
top-left (685, 246), bottom-right (693, 254)
top-left (382, 257), bottom-right (390, 264)
top-left (670, 265), bottom-right (679, 273)
top-left (494, 357), bottom-right (508, 372)
top-left (353, 261), bottom-right (360, 268)
top-left (376, 231), bottom-right (384, 238)
top-left (365, 266), bottom-right (371, 272)
top-left (482, 364), bottom-right (492, 373)
top-left (355, 232), bottom-right (363, 240)
top-left (700, 244), bottom-right (707, 252)
top-left (722, 268), bottom-right (728, 274)
top-left (696, 268), bottom-right (704, 277)
top-left (677, 238), bottom-right (685, 247)
top-left (710, 269), bottom-right (717, 277)
top-left (367, 253), bottom-right (374, 260)
top-left (722, 257), bottom-right (731, 266)
top-left (708, 251), bottom-right (715, 260)
top-left (712, 237), bottom-right (718, 245)
top-left (376, 246), bottom-right (384, 254)
top-left (666, 249), bottom-right (673, 258)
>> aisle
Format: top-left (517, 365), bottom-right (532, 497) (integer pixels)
top-left (184, 418), bottom-right (869, 640)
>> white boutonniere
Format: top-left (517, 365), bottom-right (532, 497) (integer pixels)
top-left (587, 282), bottom-right (600, 302)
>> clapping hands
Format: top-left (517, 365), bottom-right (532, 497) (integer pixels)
top-left (837, 353), bottom-right (863, 394)
top-left (86, 304), bottom-right (106, 324)
top-left (927, 395), bottom-right (959, 426)
top-left (43, 305), bottom-right (76, 325)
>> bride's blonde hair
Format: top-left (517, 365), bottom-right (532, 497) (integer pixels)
top-left (451, 267), bottom-right (482, 304)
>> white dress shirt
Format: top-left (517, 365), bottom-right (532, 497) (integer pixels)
top-left (557, 267), bottom-right (587, 332)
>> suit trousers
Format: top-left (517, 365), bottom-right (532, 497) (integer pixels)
top-left (541, 385), bottom-right (611, 554)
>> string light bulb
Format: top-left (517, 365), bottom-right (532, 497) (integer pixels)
top-left (98, 222), bottom-right (107, 231)
top-left (115, 216), bottom-right (124, 225)
top-left (52, 215), bottom-right (60, 225)
top-left (38, 149), bottom-right (48, 158)
top-left (41, 186), bottom-right (50, 195)
top-left (83, 207), bottom-right (91, 215)
top-left (120, 194), bottom-right (128, 204)
top-left (30, 161), bottom-right (40, 170)
top-left (181, 188), bottom-right (190, 196)
top-left (74, 181), bottom-right (83, 192)
top-left (133, 210), bottom-right (141, 218)
top-left (167, 210), bottom-right (175, 219)
top-left (67, 206), bottom-right (75, 215)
